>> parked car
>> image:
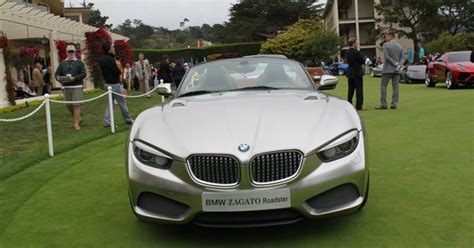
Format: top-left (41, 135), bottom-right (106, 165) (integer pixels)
top-left (306, 66), bottom-right (338, 89)
top-left (370, 64), bottom-right (383, 77)
top-left (127, 57), bottom-right (369, 227)
top-left (400, 65), bottom-right (426, 83)
top-left (325, 62), bottom-right (349, 76)
top-left (425, 51), bottom-right (474, 89)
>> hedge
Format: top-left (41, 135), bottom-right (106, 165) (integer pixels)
top-left (133, 42), bottom-right (263, 64)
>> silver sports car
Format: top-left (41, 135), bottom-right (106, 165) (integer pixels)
top-left (127, 57), bottom-right (369, 227)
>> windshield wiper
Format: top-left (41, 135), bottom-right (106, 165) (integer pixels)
top-left (230, 86), bottom-right (280, 91)
top-left (178, 90), bottom-right (218, 97)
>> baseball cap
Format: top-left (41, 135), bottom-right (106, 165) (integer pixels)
top-left (66, 45), bottom-right (76, 52)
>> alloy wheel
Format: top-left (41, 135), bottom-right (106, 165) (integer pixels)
top-left (446, 71), bottom-right (454, 89)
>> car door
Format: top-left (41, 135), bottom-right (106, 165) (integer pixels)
top-left (433, 55), bottom-right (448, 81)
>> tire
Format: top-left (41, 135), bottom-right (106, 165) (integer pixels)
top-left (446, 71), bottom-right (457, 89)
top-left (406, 76), bottom-right (412, 84)
top-left (359, 174), bottom-right (370, 210)
top-left (425, 71), bottom-right (436, 87)
top-left (338, 69), bottom-right (345, 76)
top-left (370, 70), bottom-right (375, 77)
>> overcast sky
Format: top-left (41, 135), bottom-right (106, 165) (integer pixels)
top-left (69, 0), bottom-right (327, 29)
top-left (69, 0), bottom-right (237, 29)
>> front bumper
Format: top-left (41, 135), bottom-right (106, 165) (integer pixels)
top-left (127, 133), bottom-right (369, 227)
top-left (455, 72), bottom-right (474, 84)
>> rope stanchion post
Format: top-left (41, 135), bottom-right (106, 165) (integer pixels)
top-left (44, 94), bottom-right (54, 157)
top-left (160, 79), bottom-right (165, 103)
top-left (107, 86), bottom-right (115, 133)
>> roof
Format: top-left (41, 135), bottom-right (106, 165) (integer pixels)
top-left (64, 7), bottom-right (92, 24)
top-left (0, 0), bottom-right (128, 41)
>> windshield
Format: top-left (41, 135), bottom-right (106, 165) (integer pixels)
top-left (448, 52), bottom-right (470, 63)
top-left (177, 58), bottom-right (314, 97)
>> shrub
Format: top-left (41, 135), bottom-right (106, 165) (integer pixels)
top-left (305, 30), bottom-right (341, 65)
top-left (261, 19), bottom-right (320, 62)
top-left (424, 32), bottom-right (469, 54)
top-left (114, 40), bottom-right (133, 66)
top-left (85, 28), bottom-right (111, 88)
top-left (260, 19), bottom-right (340, 65)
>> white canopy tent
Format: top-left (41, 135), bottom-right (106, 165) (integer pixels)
top-left (0, 0), bottom-right (128, 106)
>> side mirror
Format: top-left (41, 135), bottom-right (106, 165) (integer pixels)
top-left (318, 75), bottom-right (338, 90)
top-left (157, 83), bottom-right (175, 97)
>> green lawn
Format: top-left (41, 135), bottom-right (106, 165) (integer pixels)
top-left (0, 77), bottom-right (473, 247)
top-left (0, 90), bottom-right (162, 180)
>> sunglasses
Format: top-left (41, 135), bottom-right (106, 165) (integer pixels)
top-left (67, 51), bottom-right (75, 53)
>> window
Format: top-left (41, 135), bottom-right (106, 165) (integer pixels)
top-left (65, 15), bottom-right (81, 22)
top-left (37, 2), bottom-right (49, 13)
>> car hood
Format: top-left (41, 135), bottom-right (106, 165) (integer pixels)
top-left (132, 90), bottom-right (362, 161)
top-left (449, 62), bottom-right (474, 71)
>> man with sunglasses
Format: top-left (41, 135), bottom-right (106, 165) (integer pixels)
top-left (55, 45), bottom-right (86, 130)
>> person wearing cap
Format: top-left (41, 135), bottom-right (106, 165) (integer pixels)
top-left (55, 45), bottom-right (86, 130)
top-left (99, 41), bottom-right (133, 127)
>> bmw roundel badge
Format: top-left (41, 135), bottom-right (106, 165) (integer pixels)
top-left (238, 144), bottom-right (250, 152)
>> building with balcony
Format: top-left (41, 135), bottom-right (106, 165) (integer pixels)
top-left (0, 0), bottom-right (128, 107)
top-left (323, 0), bottom-right (413, 62)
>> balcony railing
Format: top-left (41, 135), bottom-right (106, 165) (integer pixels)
top-left (338, 8), bottom-right (375, 21)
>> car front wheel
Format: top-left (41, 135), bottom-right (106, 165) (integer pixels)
top-left (338, 69), bottom-right (345, 76)
top-left (446, 71), bottom-right (457, 89)
top-left (370, 70), bottom-right (375, 77)
top-left (425, 71), bottom-right (436, 87)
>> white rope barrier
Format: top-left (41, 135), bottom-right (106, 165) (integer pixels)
top-left (50, 91), bottom-right (109, 104)
top-left (0, 85), bottom-right (169, 157)
top-left (0, 101), bottom-right (46, 123)
top-left (111, 86), bottom-right (161, 98)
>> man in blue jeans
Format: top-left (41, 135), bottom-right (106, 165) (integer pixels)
top-left (99, 41), bottom-right (133, 127)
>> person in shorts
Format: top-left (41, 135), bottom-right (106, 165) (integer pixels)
top-left (55, 45), bottom-right (86, 130)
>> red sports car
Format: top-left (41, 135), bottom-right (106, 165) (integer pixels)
top-left (425, 51), bottom-right (474, 89)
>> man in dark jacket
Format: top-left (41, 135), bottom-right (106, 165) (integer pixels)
top-left (99, 41), bottom-right (133, 127)
top-left (345, 38), bottom-right (366, 111)
top-left (158, 55), bottom-right (173, 84)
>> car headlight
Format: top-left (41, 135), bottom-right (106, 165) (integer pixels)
top-left (317, 130), bottom-right (359, 162)
top-left (133, 140), bottom-right (172, 169)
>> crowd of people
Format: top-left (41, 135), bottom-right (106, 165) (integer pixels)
top-left (123, 53), bottom-right (189, 96)
top-left (53, 43), bottom-right (190, 130)
top-left (11, 59), bottom-right (53, 99)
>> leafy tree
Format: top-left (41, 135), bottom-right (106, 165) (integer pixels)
top-left (375, 0), bottom-right (474, 60)
top-left (375, 0), bottom-right (438, 61)
top-left (435, 0), bottom-right (474, 34)
top-left (114, 19), bottom-right (154, 48)
top-left (260, 19), bottom-right (339, 64)
top-left (88, 9), bottom-right (112, 28)
top-left (305, 30), bottom-right (342, 65)
top-left (425, 32), bottom-right (470, 54)
top-left (224, 0), bottom-right (324, 42)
